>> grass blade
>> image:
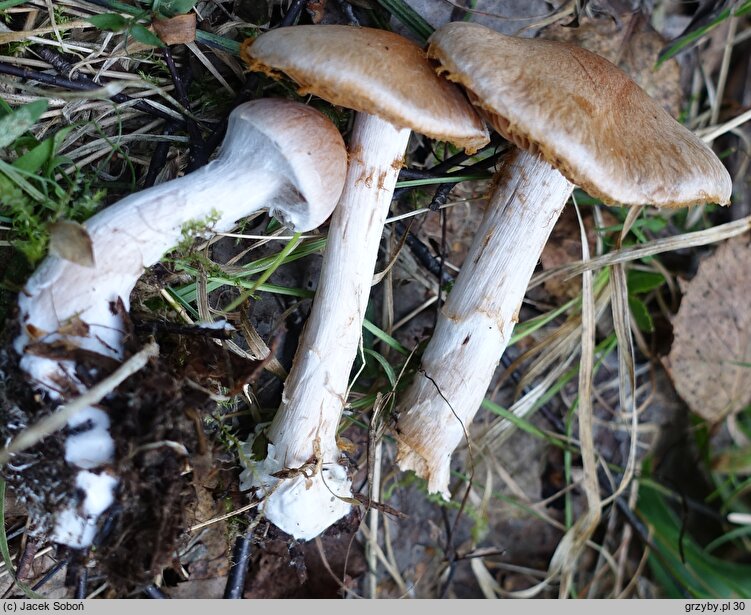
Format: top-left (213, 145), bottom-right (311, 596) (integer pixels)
top-left (376, 0), bottom-right (434, 44)
top-left (638, 483), bottom-right (751, 598)
top-left (657, 0), bottom-right (751, 65)
top-left (0, 0), bottom-right (29, 10)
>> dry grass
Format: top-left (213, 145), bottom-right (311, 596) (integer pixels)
top-left (1, 0), bottom-right (750, 600)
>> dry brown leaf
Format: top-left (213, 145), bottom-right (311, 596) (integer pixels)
top-left (48, 219), bottom-right (94, 267)
top-left (666, 237), bottom-right (751, 422)
top-left (396, 0), bottom-right (552, 36)
top-left (152, 14), bottom-right (196, 46)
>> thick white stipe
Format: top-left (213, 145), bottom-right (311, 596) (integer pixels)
top-left (394, 150), bottom-right (573, 498)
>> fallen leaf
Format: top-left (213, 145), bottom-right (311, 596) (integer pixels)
top-left (48, 219), bottom-right (94, 267)
top-left (665, 237), bottom-right (751, 423)
top-left (56, 315), bottom-right (90, 338)
top-left (394, 0), bottom-right (552, 36)
top-left (152, 14), bottom-right (196, 46)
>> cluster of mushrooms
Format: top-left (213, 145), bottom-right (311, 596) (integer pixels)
top-left (9, 22), bottom-right (731, 549)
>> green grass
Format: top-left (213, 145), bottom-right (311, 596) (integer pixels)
top-left (658, 0), bottom-right (751, 65)
top-left (2, 0), bottom-right (750, 599)
top-left (638, 480), bottom-right (751, 598)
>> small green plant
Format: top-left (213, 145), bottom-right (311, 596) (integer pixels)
top-left (178, 209), bottom-right (222, 246)
top-left (0, 99), bottom-right (104, 266)
top-left (626, 269), bottom-right (666, 333)
top-left (87, 12), bottom-right (165, 48)
top-left (86, 0), bottom-right (200, 48)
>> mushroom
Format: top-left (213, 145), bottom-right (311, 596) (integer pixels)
top-left (393, 22), bottom-right (733, 499)
top-left (12, 98), bottom-right (347, 548)
top-left (239, 25), bottom-right (488, 540)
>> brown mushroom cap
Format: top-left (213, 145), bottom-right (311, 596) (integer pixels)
top-left (242, 25), bottom-right (489, 153)
top-left (427, 22), bottom-right (732, 207)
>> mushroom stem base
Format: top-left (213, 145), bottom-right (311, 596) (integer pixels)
top-left (394, 150), bottom-right (573, 499)
top-left (250, 114), bottom-right (410, 538)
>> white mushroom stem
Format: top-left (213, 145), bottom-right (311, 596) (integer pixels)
top-left (394, 149), bottom-right (573, 499)
top-left (15, 100), bottom-right (344, 548)
top-left (243, 113), bottom-right (409, 540)
top-left (17, 159), bottom-right (280, 549)
top-left (17, 163), bottom-right (286, 388)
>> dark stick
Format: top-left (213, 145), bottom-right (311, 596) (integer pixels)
top-left (394, 220), bottom-right (453, 285)
top-left (397, 168), bottom-right (435, 181)
top-left (0, 62), bottom-right (184, 126)
top-left (35, 47), bottom-right (78, 76)
top-left (74, 566), bottom-right (88, 599)
top-left (143, 584), bottom-right (170, 599)
top-left (427, 183), bottom-right (455, 212)
top-left (396, 152), bottom-right (499, 192)
top-left (438, 507), bottom-right (458, 599)
top-left (162, 47), bottom-right (207, 170)
top-left (392, 153), bottom-right (473, 202)
top-left (279, 0), bottom-right (308, 27)
top-left (4, 525), bottom-right (27, 542)
top-left (141, 122), bottom-right (179, 188)
top-left (223, 532), bottom-right (253, 599)
top-left (392, 134), bottom-right (506, 202)
top-left (427, 152), bottom-right (503, 211)
top-left (30, 556), bottom-right (71, 592)
top-left (434, 208), bottom-right (448, 328)
top-left (132, 317), bottom-right (234, 339)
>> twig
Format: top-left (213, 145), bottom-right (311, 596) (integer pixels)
top-left (142, 122), bottom-right (179, 188)
top-left (0, 61), bottom-right (184, 125)
top-left (427, 153), bottom-right (502, 211)
top-left (279, 0), bottom-right (307, 27)
top-left (74, 566), bottom-right (88, 599)
top-left (29, 556), bottom-right (70, 593)
top-left (392, 133), bottom-right (506, 201)
top-left (162, 46), bottom-right (206, 170)
top-left (34, 47), bottom-right (77, 76)
top-left (223, 531), bottom-right (253, 599)
top-left (143, 584), bottom-right (169, 599)
top-left (394, 220), bottom-right (453, 284)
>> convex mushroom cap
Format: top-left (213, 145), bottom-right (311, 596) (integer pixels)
top-left (242, 25), bottom-right (489, 151)
top-left (17, 98), bottom-right (347, 381)
top-left (427, 21), bottom-right (732, 207)
top-left (238, 25), bottom-right (488, 540)
top-left (227, 99), bottom-right (348, 231)
top-left (392, 22), bottom-right (732, 500)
